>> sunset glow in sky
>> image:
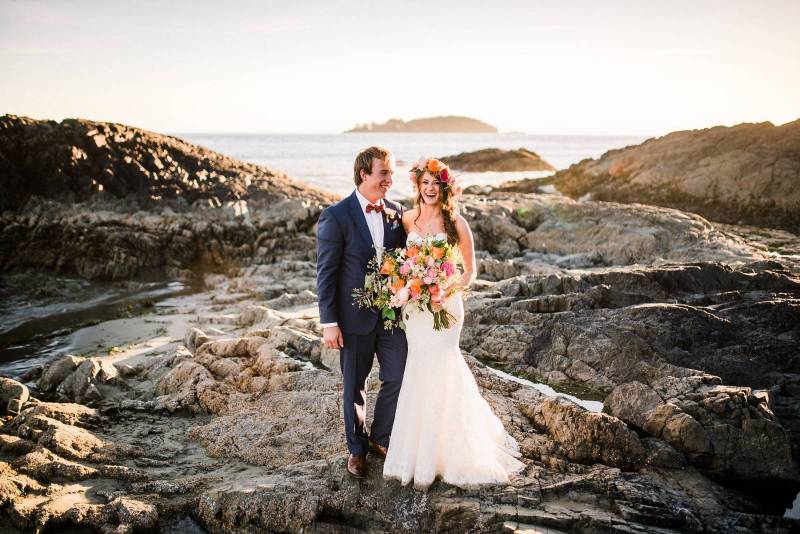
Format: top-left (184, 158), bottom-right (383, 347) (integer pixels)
top-left (1, 0), bottom-right (798, 135)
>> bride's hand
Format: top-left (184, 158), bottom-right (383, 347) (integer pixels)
top-left (446, 280), bottom-right (468, 296)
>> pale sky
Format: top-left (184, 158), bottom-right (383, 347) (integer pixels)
top-left (1, 0), bottom-right (798, 135)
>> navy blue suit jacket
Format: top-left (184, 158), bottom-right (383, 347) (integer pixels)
top-left (316, 191), bottom-right (407, 335)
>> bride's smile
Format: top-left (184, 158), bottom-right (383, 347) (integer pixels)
top-left (420, 175), bottom-right (440, 205)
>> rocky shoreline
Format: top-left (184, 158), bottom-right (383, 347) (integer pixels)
top-left (1, 117), bottom-right (799, 532)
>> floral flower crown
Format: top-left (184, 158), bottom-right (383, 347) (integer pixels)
top-left (409, 157), bottom-right (461, 196)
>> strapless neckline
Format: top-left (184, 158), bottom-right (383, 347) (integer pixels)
top-left (407, 231), bottom-right (447, 243)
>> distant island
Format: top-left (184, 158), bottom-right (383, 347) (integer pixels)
top-left (346, 115), bottom-right (498, 133)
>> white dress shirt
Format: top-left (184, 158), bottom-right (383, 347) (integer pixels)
top-left (354, 188), bottom-right (385, 257)
top-left (320, 188), bottom-right (385, 329)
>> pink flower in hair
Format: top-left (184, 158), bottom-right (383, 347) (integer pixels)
top-left (439, 168), bottom-right (450, 183)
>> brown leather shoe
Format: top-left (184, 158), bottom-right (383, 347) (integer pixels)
top-left (347, 453), bottom-right (367, 479)
top-left (368, 440), bottom-right (387, 460)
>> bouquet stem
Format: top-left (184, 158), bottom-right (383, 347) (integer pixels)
top-left (432, 308), bottom-right (457, 331)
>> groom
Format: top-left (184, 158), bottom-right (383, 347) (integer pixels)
top-left (316, 146), bottom-right (408, 479)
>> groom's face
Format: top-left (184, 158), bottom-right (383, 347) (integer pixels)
top-left (360, 157), bottom-right (395, 199)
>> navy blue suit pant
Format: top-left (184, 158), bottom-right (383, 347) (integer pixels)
top-left (339, 322), bottom-right (407, 454)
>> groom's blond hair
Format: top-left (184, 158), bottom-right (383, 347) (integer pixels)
top-left (354, 146), bottom-right (392, 186)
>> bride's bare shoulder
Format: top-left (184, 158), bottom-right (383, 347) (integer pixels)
top-left (403, 207), bottom-right (418, 220)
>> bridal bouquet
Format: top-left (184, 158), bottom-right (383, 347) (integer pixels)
top-left (353, 236), bottom-right (464, 331)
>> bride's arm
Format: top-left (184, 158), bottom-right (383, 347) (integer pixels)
top-left (455, 214), bottom-right (476, 287)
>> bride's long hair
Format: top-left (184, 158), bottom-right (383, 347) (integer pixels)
top-left (412, 171), bottom-right (460, 245)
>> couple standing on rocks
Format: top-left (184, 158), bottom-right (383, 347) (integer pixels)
top-left (316, 146), bottom-right (524, 487)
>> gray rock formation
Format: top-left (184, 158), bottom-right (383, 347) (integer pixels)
top-left (0, 184), bottom-right (330, 281)
top-left (606, 380), bottom-right (797, 483)
top-left (521, 396), bottom-right (646, 470)
top-left (552, 119), bottom-right (800, 232)
top-left (0, 115), bottom-right (337, 281)
top-left (461, 192), bottom-right (769, 266)
top-left (0, 114), bottom-right (334, 210)
top-left (460, 259), bottom-right (800, 452)
top-left (37, 354), bottom-right (85, 393)
top-left (441, 148), bottom-right (556, 172)
top-left (0, 377), bottom-right (29, 415)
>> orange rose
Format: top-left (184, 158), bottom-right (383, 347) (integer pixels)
top-left (427, 159), bottom-right (444, 172)
top-left (391, 276), bottom-right (405, 293)
top-left (406, 245), bottom-right (420, 258)
top-left (380, 259), bottom-right (396, 275)
top-left (408, 278), bottom-right (422, 296)
top-left (431, 246), bottom-right (445, 260)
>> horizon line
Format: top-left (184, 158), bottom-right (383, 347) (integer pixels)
top-left (171, 131), bottom-right (656, 138)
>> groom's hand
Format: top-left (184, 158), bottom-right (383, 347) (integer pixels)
top-left (323, 326), bottom-right (344, 349)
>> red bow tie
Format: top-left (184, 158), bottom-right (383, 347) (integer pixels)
top-left (366, 203), bottom-right (384, 214)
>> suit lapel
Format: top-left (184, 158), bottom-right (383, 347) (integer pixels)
top-left (382, 202), bottom-right (398, 249)
top-left (348, 192), bottom-right (374, 252)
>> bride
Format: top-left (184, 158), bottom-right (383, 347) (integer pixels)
top-left (382, 157), bottom-right (525, 489)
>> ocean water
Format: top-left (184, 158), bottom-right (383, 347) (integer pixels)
top-left (178, 133), bottom-right (649, 198)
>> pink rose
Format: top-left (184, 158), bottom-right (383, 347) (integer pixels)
top-left (439, 168), bottom-right (450, 183)
top-left (400, 261), bottom-right (413, 276)
top-left (441, 261), bottom-right (454, 276)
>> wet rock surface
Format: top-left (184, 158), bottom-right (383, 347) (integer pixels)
top-left (1, 118), bottom-right (799, 532)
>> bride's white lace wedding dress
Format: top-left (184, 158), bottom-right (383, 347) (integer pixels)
top-left (383, 232), bottom-right (525, 489)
